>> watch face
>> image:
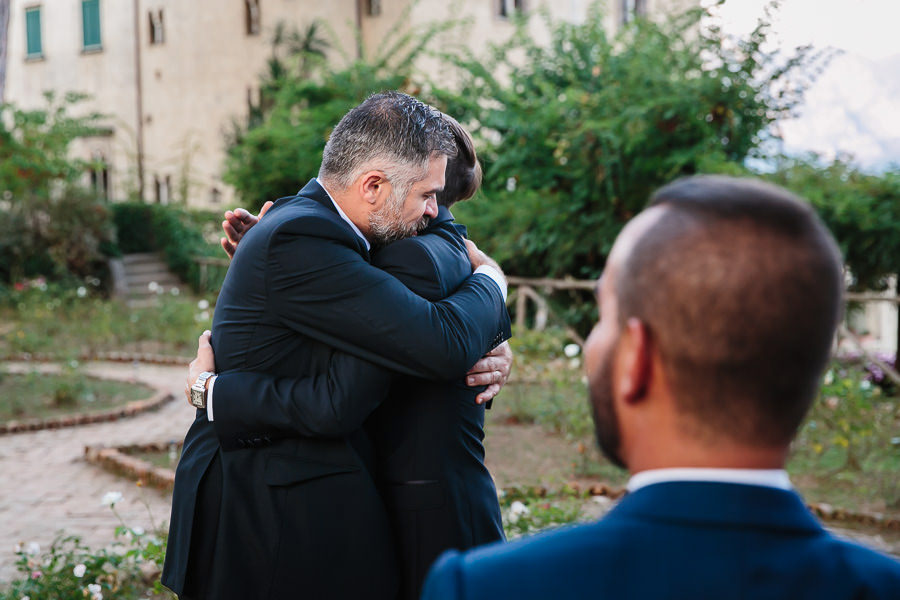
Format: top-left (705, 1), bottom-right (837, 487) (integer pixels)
top-left (190, 386), bottom-right (205, 408)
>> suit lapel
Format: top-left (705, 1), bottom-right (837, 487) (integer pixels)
top-left (609, 481), bottom-right (825, 535)
top-left (271, 178), bottom-right (370, 260)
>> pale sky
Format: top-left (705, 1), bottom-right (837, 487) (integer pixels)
top-left (707, 0), bottom-right (900, 171)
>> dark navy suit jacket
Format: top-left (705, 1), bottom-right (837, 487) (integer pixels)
top-left (422, 481), bottom-right (900, 600)
top-left (162, 180), bottom-right (510, 600)
top-left (195, 205), bottom-right (505, 600)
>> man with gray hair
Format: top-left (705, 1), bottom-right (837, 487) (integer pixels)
top-left (163, 91), bottom-right (511, 600)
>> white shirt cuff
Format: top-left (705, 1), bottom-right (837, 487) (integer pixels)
top-left (205, 375), bottom-right (217, 421)
top-left (474, 265), bottom-right (507, 302)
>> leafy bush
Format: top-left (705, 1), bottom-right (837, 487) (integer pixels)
top-left (111, 203), bottom-right (223, 293)
top-left (438, 4), bottom-right (824, 284)
top-left (224, 14), bottom-right (456, 211)
top-left (0, 95), bottom-right (115, 286)
top-left (1, 494), bottom-right (172, 599)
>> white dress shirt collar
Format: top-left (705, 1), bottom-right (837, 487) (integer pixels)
top-left (315, 177), bottom-right (370, 251)
top-left (627, 468), bottom-right (792, 493)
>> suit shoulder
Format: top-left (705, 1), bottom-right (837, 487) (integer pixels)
top-left (825, 534), bottom-right (900, 588)
top-left (267, 201), bottom-right (350, 239)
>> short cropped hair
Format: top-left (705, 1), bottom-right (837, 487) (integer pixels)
top-left (319, 91), bottom-right (457, 192)
top-left (437, 114), bottom-right (482, 208)
top-left (617, 176), bottom-right (844, 446)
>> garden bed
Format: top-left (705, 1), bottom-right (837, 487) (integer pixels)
top-left (0, 371), bottom-right (170, 435)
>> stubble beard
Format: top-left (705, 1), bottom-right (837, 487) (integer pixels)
top-left (369, 189), bottom-right (430, 249)
top-left (590, 348), bottom-right (627, 470)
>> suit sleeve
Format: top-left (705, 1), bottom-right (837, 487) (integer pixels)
top-left (267, 220), bottom-right (510, 380)
top-left (210, 352), bottom-right (392, 450)
top-left (420, 550), bottom-right (465, 600)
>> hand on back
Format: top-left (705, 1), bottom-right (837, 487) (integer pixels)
top-left (221, 201), bottom-right (274, 258)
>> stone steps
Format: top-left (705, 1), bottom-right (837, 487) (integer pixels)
top-left (115, 253), bottom-right (185, 305)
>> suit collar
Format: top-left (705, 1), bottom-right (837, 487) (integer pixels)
top-left (611, 481), bottom-right (824, 534)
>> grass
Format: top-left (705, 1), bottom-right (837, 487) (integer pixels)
top-left (0, 370), bottom-right (154, 422)
top-left (494, 338), bottom-right (900, 519)
top-left (130, 447), bottom-right (182, 471)
top-left (0, 286), bottom-right (215, 359)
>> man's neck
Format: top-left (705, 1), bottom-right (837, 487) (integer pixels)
top-left (316, 178), bottom-right (372, 248)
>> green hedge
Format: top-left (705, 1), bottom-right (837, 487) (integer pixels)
top-left (111, 203), bottom-right (224, 293)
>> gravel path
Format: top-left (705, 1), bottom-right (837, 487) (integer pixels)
top-left (0, 361), bottom-right (191, 583)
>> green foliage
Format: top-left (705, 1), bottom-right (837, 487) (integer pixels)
top-left (0, 94), bottom-right (115, 285)
top-left (500, 490), bottom-right (584, 539)
top-left (111, 203), bottom-right (223, 292)
top-left (791, 363), bottom-right (900, 509)
top-left (439, 4), bottom-right (824, 281)
top-left (767, 157), bottom-right (900, 291)
top-left (0, 284), bottom-right (212, 359)
top-left (1, 501), bottom-right (172, 599)
top-left (224, 13), bottom-right (457, 211)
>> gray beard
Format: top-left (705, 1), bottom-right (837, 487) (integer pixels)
top-left (369, 194), bottom-right (428, 249)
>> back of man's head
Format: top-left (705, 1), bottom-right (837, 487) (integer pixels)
top-left (616, 175), bottom-right (843, 447)
top-left (437, 113), bottom-right (482, 208)
top-left (319, 91), bottom-right (456, 193)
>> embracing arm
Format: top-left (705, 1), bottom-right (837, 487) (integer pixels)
top-left (187, 331), bottom-right (392, 449)
top-left (267, 219), bottom-right (510, 380)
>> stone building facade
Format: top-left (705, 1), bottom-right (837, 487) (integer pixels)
top-left (1, 0), bottom-right (688, 207)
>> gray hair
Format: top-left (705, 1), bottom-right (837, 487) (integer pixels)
top-left (318, 91), bottom-right (457, 192)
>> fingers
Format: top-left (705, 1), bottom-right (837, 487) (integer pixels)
top-left (223, 220), bottom-right (242, 244)
top-left (221, 237), bottom-right (236, 259)
top-left (476, 383), bottom-right (501, 404)
top-left (467, 356), bottom-right (504, 376)
top-left (198, 330), bottom-right (211, 350)
top-left (467, 369), bottom-right (504, 387)
top-left (258, 201), bottom-right (274, 220)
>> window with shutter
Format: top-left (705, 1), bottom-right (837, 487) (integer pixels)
top-left (82, 0), bottom-right (102, 50)
top-left (25, 7), bottom-right (42, 58)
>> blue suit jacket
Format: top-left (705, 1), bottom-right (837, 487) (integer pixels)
top-left (422, 481), bottom-right (900, 600)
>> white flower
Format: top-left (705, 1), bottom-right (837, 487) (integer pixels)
top-left (76, 286), bottom-right (87, 298)
top-left (88, 583), bottom-right (103, 600)
top-left (170, 287), bottom-right (180, 296)
top-left (101, 491), bottom-right (123, 507)
top-left (563, 343), bottom-right (581, 358)
top-left (25, 542), bottom-right (40, 556)
top-left (823, 370), bottom-right (834, 386)
top-left (860, 380), bottom-right (872, 391)
top-left (14, 543), bottom-right (22, 553)
top-left (510, 500), bottom-right (529, 516)
top-left (21, 595), bottom-right (30, 600)
top-left (568, 357), bottom-right (581, 370)
top-left (197, 299), bottom-right (210, 310)
top-left (147, 281), bottom-right (159, 292)
top-left (131, 526), bottom-right (145, 536)
top-left (73, 563), bottom-right (86, 578)
top-left (505, 177), bottom-right (517, 193)
top-left (196, 310), bottom-right (210, 322)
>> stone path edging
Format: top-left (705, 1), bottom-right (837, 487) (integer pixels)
top-left (2, 351), bottom-right (193, 366)
top-left (0, 391), bottom-right (174, 436)
top-left (502, 483), bottom-right (900, 532)
top-left (84, 442), bottom-right (178, 491)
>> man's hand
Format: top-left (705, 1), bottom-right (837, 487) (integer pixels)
top-left (220, 201), bottom-right (274, 259)
top-left (465, 239), bottom-right (503, 274)
top-left (466, 341), bottom-right (513, 404)
top-left (185, 330), bottom-right (216, 406)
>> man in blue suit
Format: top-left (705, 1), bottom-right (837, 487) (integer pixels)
top-left (422, 175), bottom-right (900, 599)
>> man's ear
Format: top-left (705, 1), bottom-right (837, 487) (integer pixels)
top-left (616, 318), bottom-right (652, 404)
top-left (358, 171), bottom-right (389, 206)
